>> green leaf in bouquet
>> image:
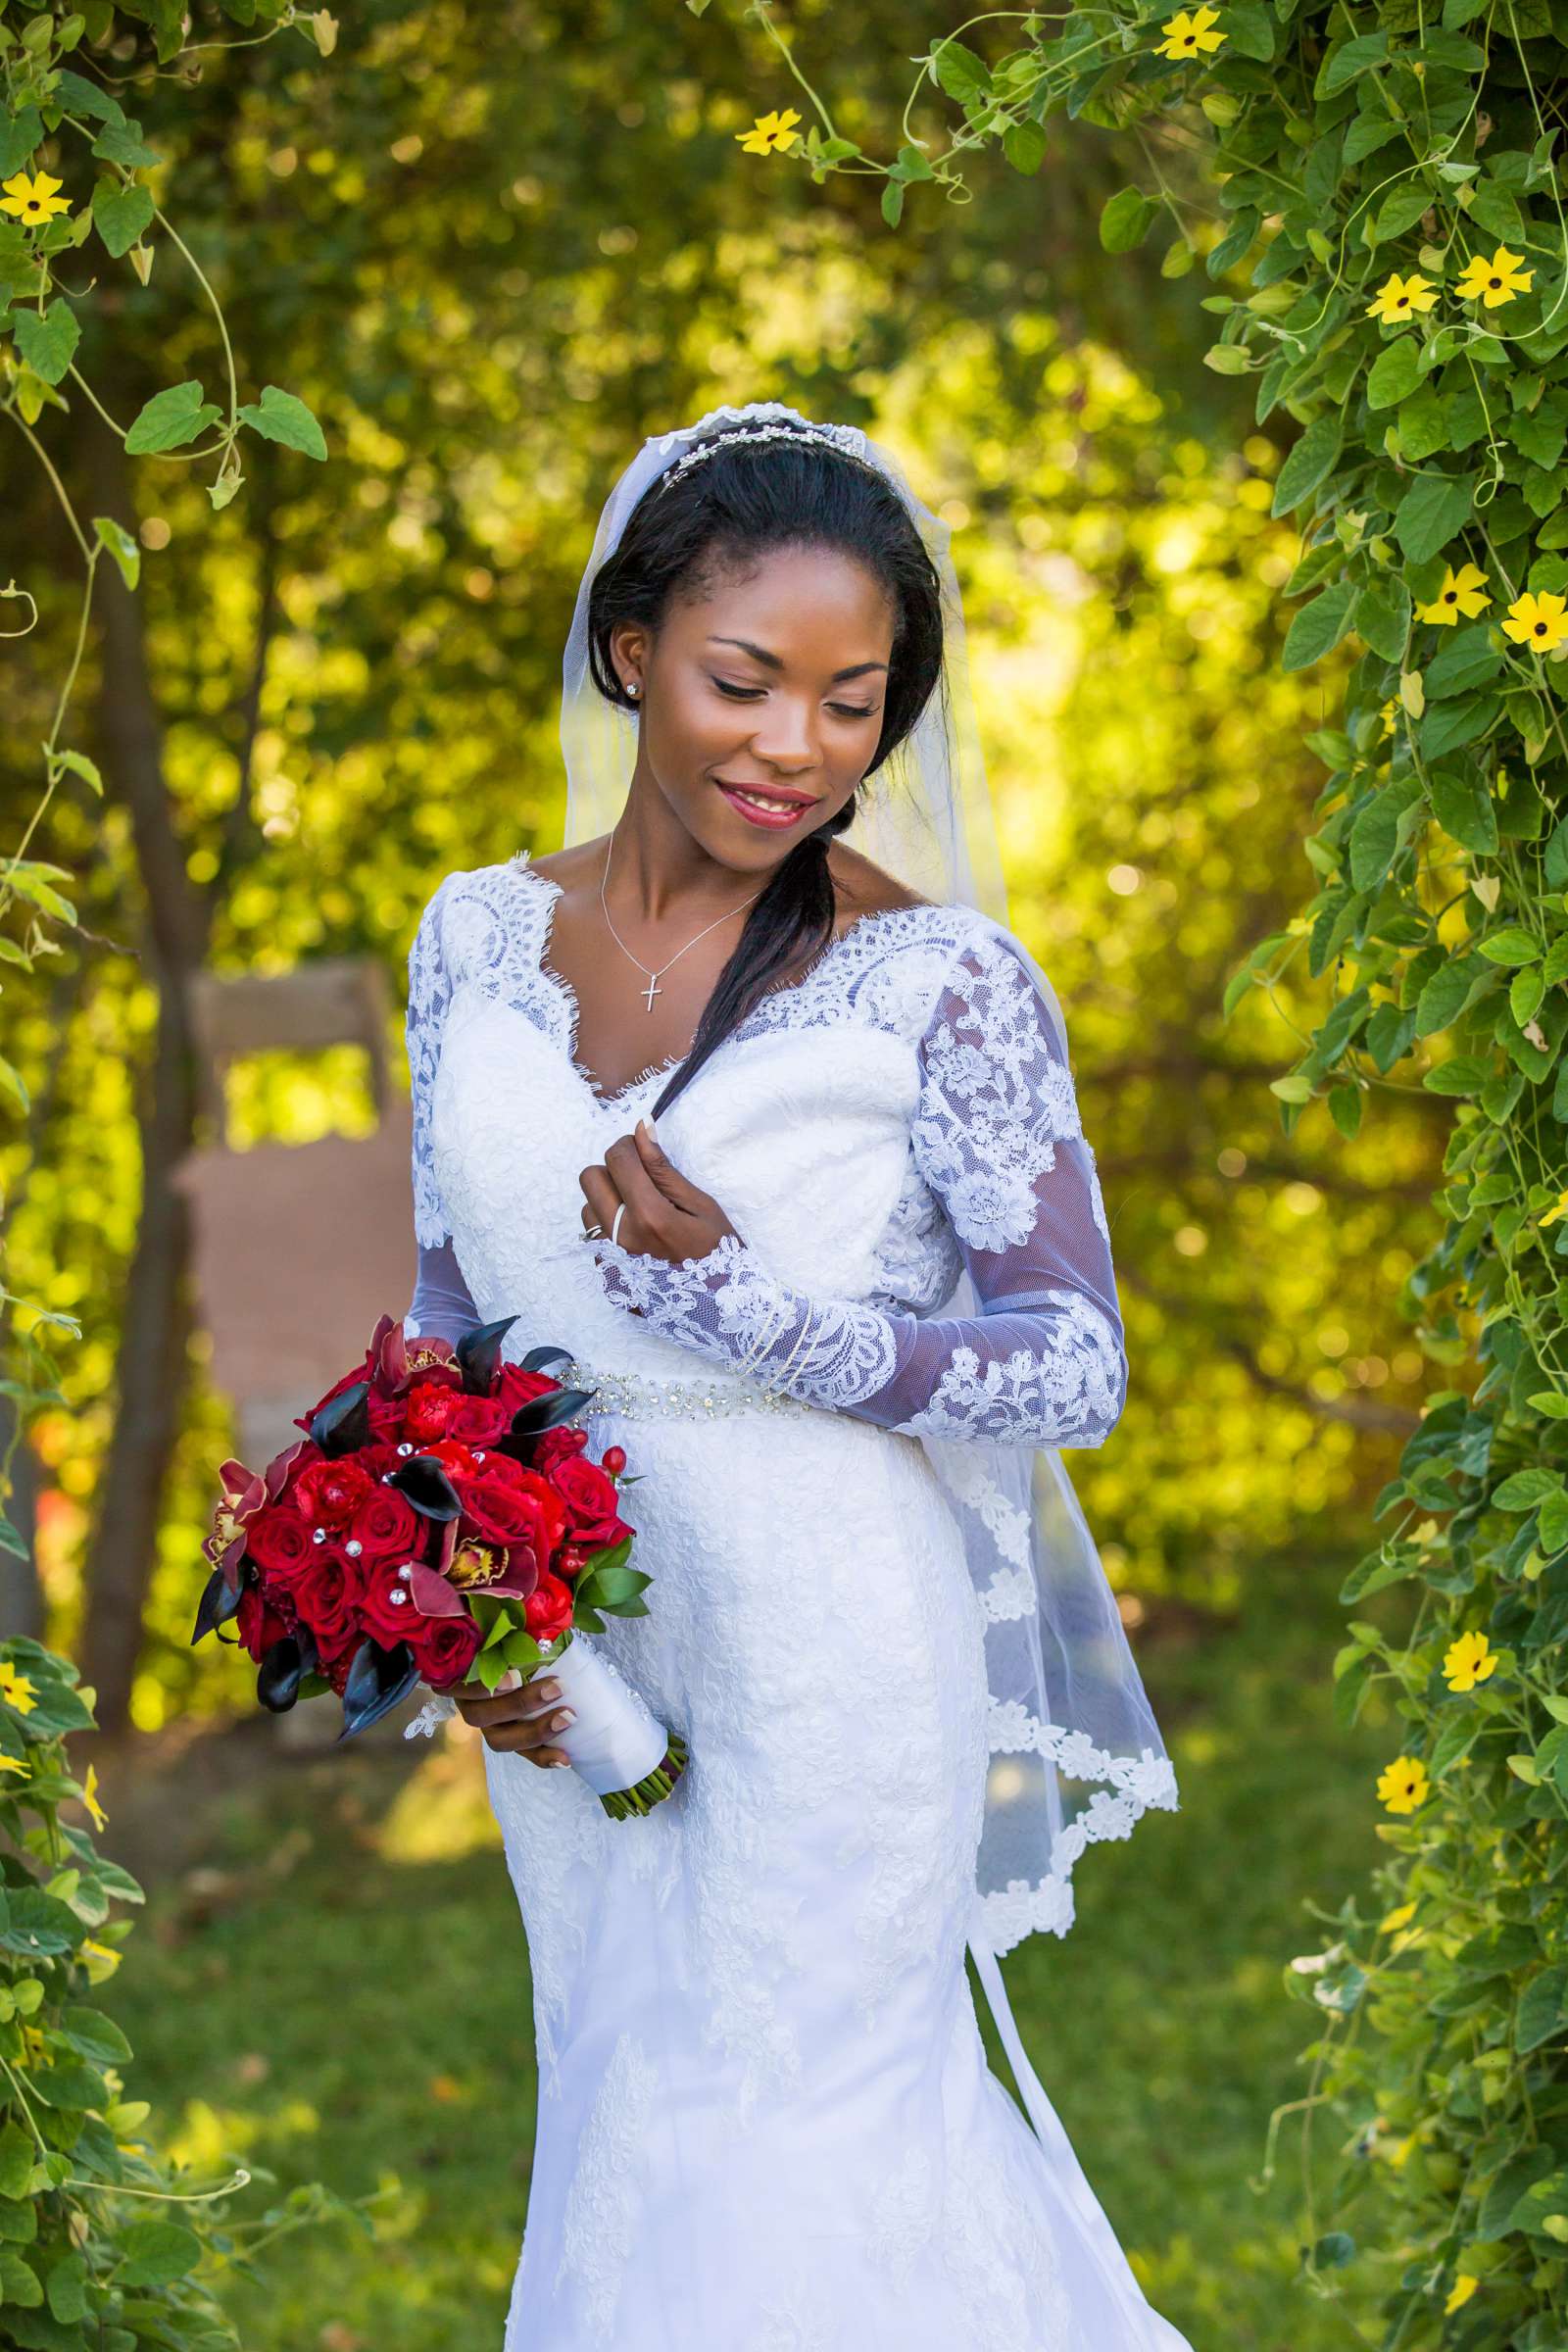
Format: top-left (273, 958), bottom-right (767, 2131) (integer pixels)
top-left (500, 1630), bottom-right (546, 1674)
top-left (580, 1565), bottom-right (654, 1610)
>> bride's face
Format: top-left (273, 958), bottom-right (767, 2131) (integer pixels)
top-left (611, 541), bottom-right (896, 869)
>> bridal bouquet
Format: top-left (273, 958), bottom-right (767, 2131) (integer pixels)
top-left (193, 1310), bottom-right (688, 1817)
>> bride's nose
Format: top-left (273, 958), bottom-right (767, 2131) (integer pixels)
top-left (746, 705), bottom-right (819, 772)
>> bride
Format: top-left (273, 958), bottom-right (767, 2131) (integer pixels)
top-left (400, 402), bottom-right (1191, 2350)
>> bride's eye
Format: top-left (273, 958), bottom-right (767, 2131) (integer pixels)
top-left (711, 678), bottom-right (877, 721)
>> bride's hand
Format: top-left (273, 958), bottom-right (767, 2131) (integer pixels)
top-left (452, 1670), bottom-right (575, 1766)
top-left (579, 1117), bottom-right (738, 1269)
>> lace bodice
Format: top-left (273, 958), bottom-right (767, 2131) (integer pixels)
top-left (404, 854), bottom-right (1126, 1453)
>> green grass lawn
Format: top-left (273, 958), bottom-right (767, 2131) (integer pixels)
top-left (101, 1560), bottom-right (1387, 2351)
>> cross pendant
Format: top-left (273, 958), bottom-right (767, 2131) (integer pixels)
top-left (640, 975), bottom-right (662, 1012)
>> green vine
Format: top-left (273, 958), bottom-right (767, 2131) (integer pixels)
top-left (709, 0), bottom-right (1568, 2339)
top-left (2, 9), bottom-right (353, 2337)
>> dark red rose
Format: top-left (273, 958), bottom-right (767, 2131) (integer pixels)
top-left (523, 1572), bottom-right (573, 1645)
top-left (532, 1424), bottom-right (589, 1475)
top-left (461, 1467), bottom-right (568, 1559)
top-left (357, 1561), bottom-right (423, 1651)
top-left (348, 1485), bottom-right (423, 1568)
top-left (367, 1389), bottom-right (412, 1442)
top-left (440, 1394), bottom-right (513, 1445)
top-left (244, 1505), bottom-right (316, 1583)
top-left (293, 1456), bottom-right (375, 1531)
top-left (235, 1583), bottom-right (294, 1665)
top-left (496, 1364), bottom-right (563, 1417)
top-left (409, 1613), bottom-right (483, 1690)
top-left (550, 1456), bottom-right (627, 1547)
top-left (293, 1550), bottom-right (365, 1655)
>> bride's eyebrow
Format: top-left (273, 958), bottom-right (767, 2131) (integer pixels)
top-left (706, 635), bottom-right (888, 683)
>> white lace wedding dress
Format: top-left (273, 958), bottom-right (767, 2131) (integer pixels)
top-left (400, 850), bottom-right (1192, 2352)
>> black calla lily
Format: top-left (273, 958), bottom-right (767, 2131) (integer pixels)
top-left (455, 1314), bottom-right (520, 1394)
top-left (190, 1563), bottom-right (245, 1646)
top-left (310, 1380), bottom-right (371, 1457)
top-left (388, 1454), bottom-right (463, 1519)
top-left (338, 1636), bottom-right (421, 1739)
top-left (257, 1627), bottom-right (318, 1713)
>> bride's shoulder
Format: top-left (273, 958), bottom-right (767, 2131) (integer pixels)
top-left (824, 844), bottom-right (933, 935)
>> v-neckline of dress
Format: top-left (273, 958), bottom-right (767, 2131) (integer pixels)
top-left (510, 852), bottom-right (939, 1114)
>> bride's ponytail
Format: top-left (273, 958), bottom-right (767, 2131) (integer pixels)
top-left (581, 419), bottom-right (945, 1120)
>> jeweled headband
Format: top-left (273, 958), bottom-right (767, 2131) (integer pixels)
top-left (651, 418), bottom-right (888, 500)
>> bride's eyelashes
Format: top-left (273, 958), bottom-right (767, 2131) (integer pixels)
top-left (709, 676), bottom-right (877, 722)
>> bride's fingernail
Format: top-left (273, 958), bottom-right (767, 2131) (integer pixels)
top-left (496, 1668), bottom-right (522, 1693)
top-left (640, 1114), bottom-right (660, 1144)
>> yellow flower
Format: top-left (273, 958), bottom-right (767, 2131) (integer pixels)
top-left (1365, 270), bottom-right (1439, 325)
top-left (1377, 1754), bottom-right (1430, 1814)
top-left (1155, 4), bottom-right (1227, 57)
top-left (0, 170), bottom-right (73, 226)
top-left (1379, 697), bottom-right (1398, 738)
top-left (1454, 245), bottom-right (1535, 308)
top-left (0, 1752), bottom-right (27, 1778)
top-left (1445, 2275), bottom-right (1480, 2314)
top-left (1540, 1191), bottom-right (1568, 1226)
top-left (735, 108), bottom-right (803, 156)
top-left (1443, 1629), bottom-right (1497, 1692)
top-left (0, 1663), bottom-right (38, 1716)
top-left (1380, 1899), bottom-right (1416, 1932)
top-left (79, 1760), bottom-right (108, 1832)
top-left (1416, 563), bottom-right (1492, 624)
top-left (1503, 589), bottom-right (1568, 654)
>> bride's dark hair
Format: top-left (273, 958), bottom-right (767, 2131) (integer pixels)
top-left (583, 418), bottom-right (947, 1119)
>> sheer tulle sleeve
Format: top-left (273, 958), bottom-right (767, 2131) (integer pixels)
top-left (406, 876), bottom-right (457, 1253)
top-left (403, 878), bottom-right (480, 1347)
top-left (586, 927), bottom-right (1127, 1448)
top-left (405, 1236), bottom-right (479, 1348)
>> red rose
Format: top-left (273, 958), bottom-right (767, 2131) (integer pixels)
top-left (441, 1394), bottom-right (513, 1446)
top-left (409, 1613), bottom-right (483, 1690)
top-left (550, 1456), bottom-right (627, 1548)
top-left (422, 1438), bottom-right (483, 1485)
top-left (461, 1467), bottom-right (568, 1559)
top-left (348, 1485), bottom-right (423, 1568)
top-left (235, 1583), bottom-right (294, 1664)
top-left (523, 1572), bottom-right (573, 1645)
top-left (357, 1561), bottom-right (423, 1652)
top-left (367, 1389), bottom-right (412, 1443)
top-left (293, 1456), bottom-right (374, 1531)
top-left (293, 1550), bottom-right (364, 1655)
top-left (244, 1504), bottom-right (316, 1583)
top-left (532, 1424), bottom-right (588, 1475)
top-left (403, 1377), bottom-right (475, 1446)
top-left (496, 1364), bottom-right (563, 1417)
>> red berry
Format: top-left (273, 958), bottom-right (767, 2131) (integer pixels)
top-left (602, 1445), bottom-right (626, 1475)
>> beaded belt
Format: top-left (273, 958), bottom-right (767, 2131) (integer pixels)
top-left (562, 1357), bottom-right (817, 1422)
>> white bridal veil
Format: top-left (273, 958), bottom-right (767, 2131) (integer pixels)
top-left (555, 401), bottom-right (1178, 1989)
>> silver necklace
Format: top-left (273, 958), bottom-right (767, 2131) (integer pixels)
top-left (600, 828), bottom-right (766, 1012)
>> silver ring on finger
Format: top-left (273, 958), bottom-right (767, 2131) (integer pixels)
top-left (584, 1220), bottom-right (604, 1238)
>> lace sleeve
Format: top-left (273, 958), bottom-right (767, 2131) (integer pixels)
top-left (407, 876), bottom-right (456, 1251)
top-left (585, 928), bottom-right (1128, 1448)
